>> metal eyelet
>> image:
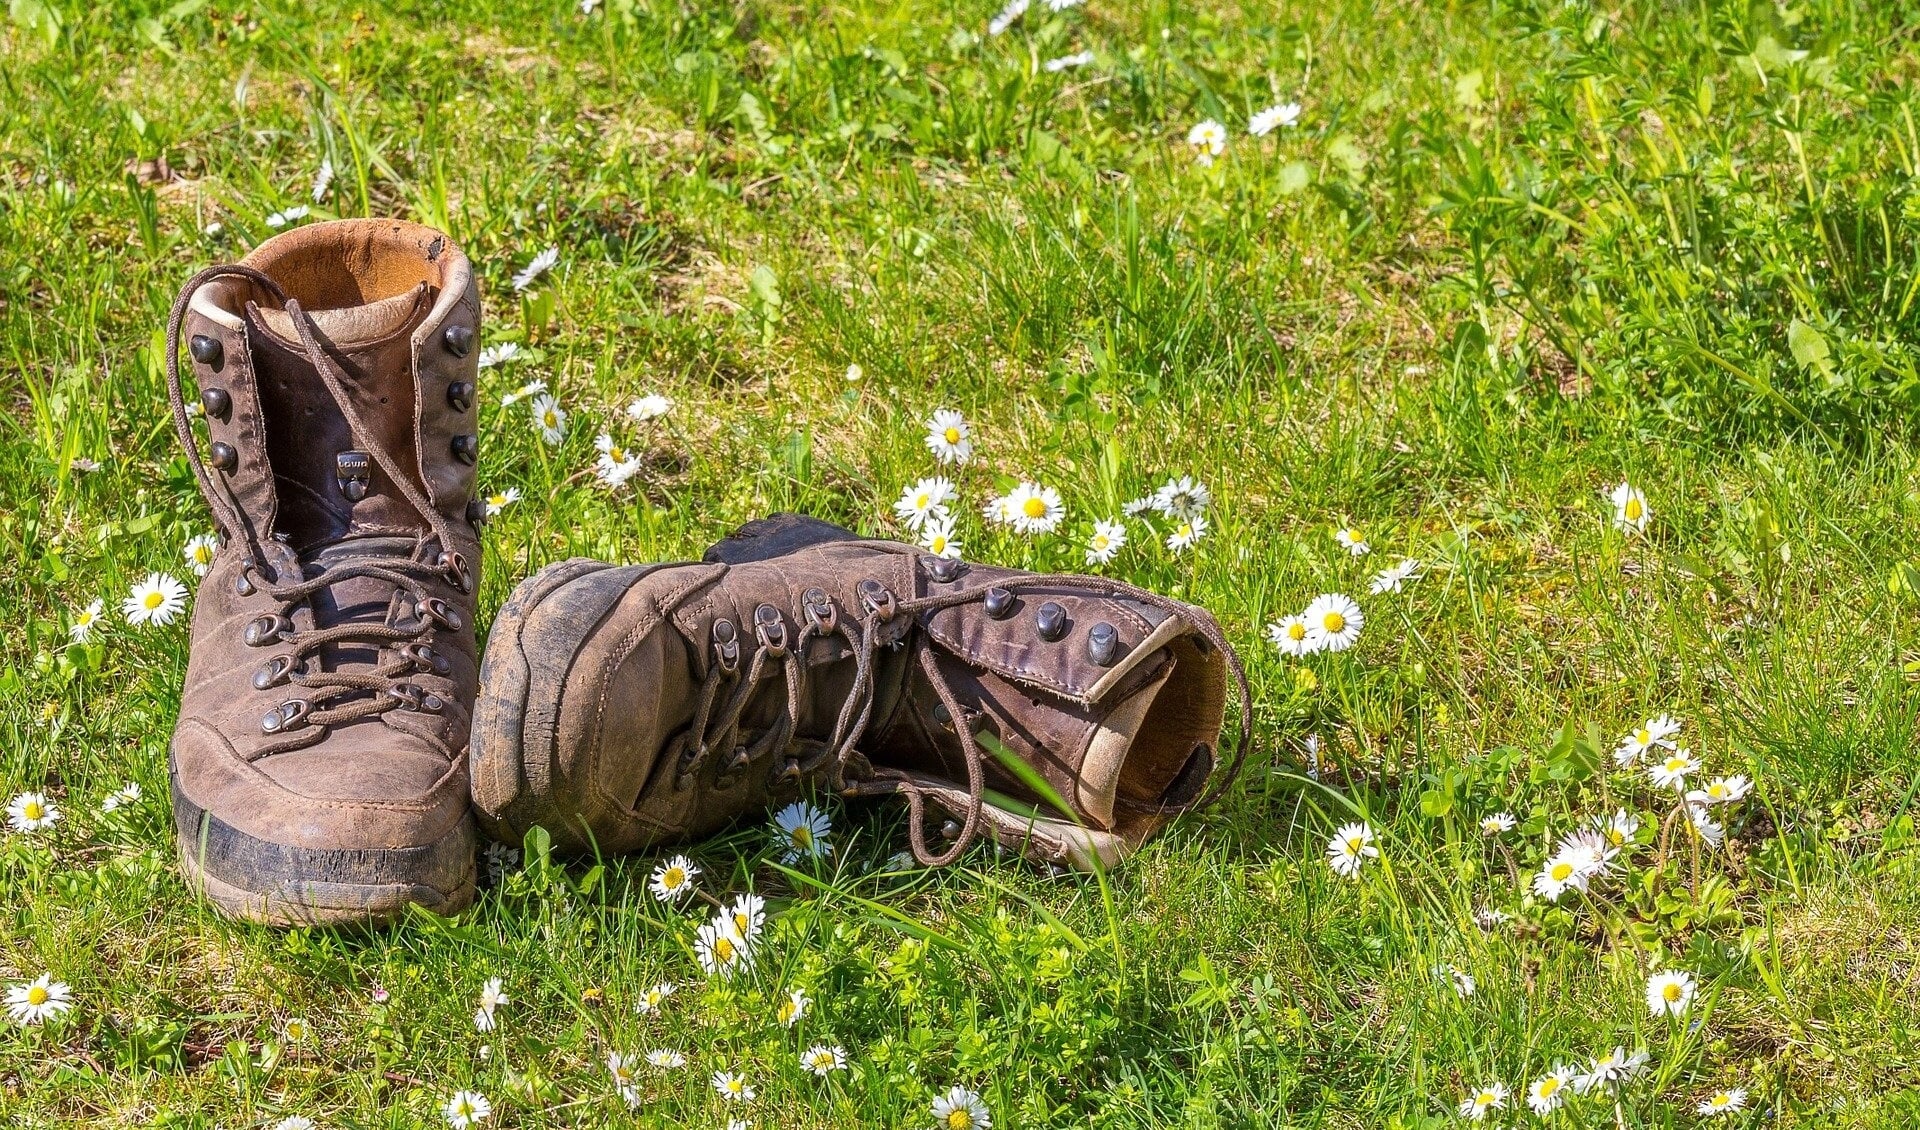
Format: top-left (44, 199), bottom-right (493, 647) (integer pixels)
top-left (1087, 622), bottom-right (1119, 666)
top-left (418, 597), bottom-right (463, 632)
top-left (400, 642), bottom-right (450, 675)
top-left (243, 614), bottom-right (293, 647)
top-left (711, 618), bottom-right (740, 674)
top-left (801, 588), bottom-right (836, 632)
top-left (387, 683), bottom-right (446, 713)
top-left (234, 559), bottom-right (258, 597)
top-left (261, 698), bottom-right (311, 734)
top-left (252, 655), bottom-right (294, 690)
top-left (924, 555), bottom-right (967, 583)
top-left (983, 587), bottom-right (1015, 619)
top-left (189, 334), bottom-right (224, 366)
top-left (713, 746), bottom-right (753, 790)
top-left (437, 551), bottom-right (472, 593)
top-left (753, 604), bottom-right (788, 655)
top-left (1035, 601), bottom-right (1069, 642)
top-left (857, 579), bottom-right (896, 621)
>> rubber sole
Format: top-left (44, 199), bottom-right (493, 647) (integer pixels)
top-left (173, 780), bottom-right (477, 927)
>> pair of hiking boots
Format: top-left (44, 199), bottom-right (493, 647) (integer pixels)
top-left (164, 219), bottom-right (1248, 926)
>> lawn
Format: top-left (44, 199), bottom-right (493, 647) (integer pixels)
top-left (4, 0), bottom-right (1920, 1125)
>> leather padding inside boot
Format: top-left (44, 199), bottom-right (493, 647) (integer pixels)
top-left (1101, 633), bottom-right (1227, 815)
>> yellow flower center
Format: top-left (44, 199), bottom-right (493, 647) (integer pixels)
top-left (490, 495), bottom-right (508, 506)
top-left (726, 1079), bottom-right (743, 1094)
top-left (943, 427), bottom-right (961, 444)
top-left (1322, 612), bottom-right (1345, 632)
top-left (26, 986), bottom-right (48, 1005)
top-left (77, 611), bottom-right (93, 624)
top-left (930, 535), bottom-right (948, 553)
top-left (1477, 1092), bottom-right (1497, 1106)
top-left (1663, 982), bottom-right (1682, 1002)
top-left (1709, 784), bottom-right (1727, 798)
top-left (1539, 1078), bottom-right (1560, 1098)
top-left (1665, 757), bottom-right (1687, 773)
top-left (947, 1111), bottom-right (975, 1130)
top-left (1635, 729), bottom-right (1650, 744)
top-left (1023, 497), bottom-right (1048, 518)
top-left (610, 447), bottom-right (626, 462)
top-left (714, 937), bottom-right (735, 962)
top-left (23, 801), bottom-right (43, 820)
top-left (1093, 535), bottom-right (1109, 549)
top-left (914, 492), bottom-right (930, 508)
top-left (1550, 862), bottom-right (1574, 881)
top-left (779, 1001), bottom-right (797, 1023)
top-left (1345, 529), bottom-right (1361, 542)
top-left (791, 825), bottom-right (812, 847)
top-left (1177, 523), bottom-right (1192, 538)
top-left (1624, 498), bottom-right (1643, 520)
top-left (1709, 1095), bottom-right (1730, 1108)
top-left (194, 546), bottom-right (211, 563)
top-left (543, 411), bottom-right (557, 427)
top-left (144, 592), bottom-right (164, 610)
top-left (1346, 835), bottom-right (1364, 852)
top-left (1287, 623), bottom-right (1306, 641)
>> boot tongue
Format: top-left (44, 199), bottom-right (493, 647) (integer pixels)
top-left (1073, 666), bottom-right (1171, 829)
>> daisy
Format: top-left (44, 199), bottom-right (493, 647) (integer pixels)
top-left (1044, 0), bottom-right (1082, 9)
top-left (980, 494), bottom-right (1017, 526)
top-left (1367, 558), bottom-right (1421, 594)
top-left (921, 515), bottom-right (962, 560)
top-left (482, 841), bottom-right (520, 884)
top-left (6, 791), bottom-right (59, 832)
top-left (282, 1016), bottom-right (311, 1042)
top-left (773, 800), bottom-right (832, 863)
top-left (1303, 593), bottom-right (1363, 652)
top-left (1647, 749), bottom-right (1700, 790)
top-left (182, 533), bottom-right (219, 577)
top-left (1532, 848), bottom-right (1598, 901)
top-left (695, 919), bottom-right (755, 979)
top-left (499, 378), bottom-right (548, 407)
top-left (1555, 828), bottom-right (1619, 873)
top-left (845, 363), bottom-right (863, 382)
top-left (1043, 51), bottom-right (1094, 72)
top-left (1590, 808), bottom-right (1641, 850)
top-left (1441, 965), bottom-right (1475, 998)
top-left (1151, 476), bottom-right (1211, 519)
top-left (1265, 614), bottom-right (1316, 657)
top-left (529, 393), bottom-right (567, 446)
top-left (443, 1090), bottom-right (490, 1128)
top-left (1165, 514), bottom-right (1207, 553)
top-left (484, 488), bottom-right (521, 517)
top-left (1333, 526), bottom-right (1370, 556)
top-left (1324, 821), bottom-right (1376, 879)
top-left (646, 1049), bottom-right (687, 1068)
top-left (122, 572), bottom-right (188, 627)
top-left (67, 599), bottom-right (103, 643)
top-left (1613, 714), bottom-right (1682, 766)
top-left (1645, 970), bottom-right (1696, 1018)
top-left (1187, 119), bottom-right (1228, 165)
top-left (273, 1118), bottom-right (316, 1130)
top-left (1085, 520), bottom-right (1127, 565)
top-left (593, 434), bottom-right (642, 490)
top-left (1697, 1088), bottom-right (1747, 1116)
top-left (1473, 905), bottom-right (1513, 930)
top-left (1248, 101), bottom-right (1302, 136)
top-left (1688, 804), bottom-right (1726, 848)
top-left (712, 1070), bottom-right (755, 1102)
top-left (649, 854), bottom-right (699, 902)
top-left (801, 1043), bottom-right (847, 1076)
top-left (1479, 812), bottom-right (1516, 836)
top-left (894, 476), bottom-right (956, 531)
top-left (1687, 774), bottom-right (1752, 806)
top-left (512, 246), bottom-right (559, 293)
top-left (607, 1051), bottom-right (643, 1107)
top-left (986, 0), bottom-right (1027, 35)
top-left (265, 205), bottom-right (309, 228)
top-left (5, 974), bottom-right (73, 1025)
top-left (1457, 1082), bottom-right (1507, 1121)
top-left (473, 977), bottom-right (508, 1032)
top-left (627, 393), bottom-right (673, 422)
top-left (1573, 1046), bottom-right (1648, 1094)
top-left (777, 987), bottom-right (809, 1027)
top-left (310, 159), bottom-right (334, 203)
top-left (100, 781), bottom-right (141, 813)
top-left (1005, 481), bottom-right (1065, 534)
top-left (924, 409), bottom-right (973, 464)
top-left (1121, 495), bottom-right (1156, 517)
top-left (1608, 482), bottom-right (1651, 533)
top-left (726, 893), bottom-right (767, 943)
top-left (635, 981), bottom-right (676, 1014)
top-left (932, 1085), bottom-right (991, 1129)
top-left (477, 341), bottom-right (522, 369)
top-left (1527, 1067), bottom-right (1576, 1115)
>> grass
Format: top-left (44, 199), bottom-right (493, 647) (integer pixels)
top-left (4, 0), bottom-right (1920, 1124)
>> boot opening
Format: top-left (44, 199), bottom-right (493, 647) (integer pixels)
top-left (1076, 632), bottom-right (1226, 829)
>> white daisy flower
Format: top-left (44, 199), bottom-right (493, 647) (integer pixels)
top-left (1165, 513), bottom-right (1207, 553)
top-left (100, 781), bottom-right (141, 814)
top-left (893, 476), bottom-right (956, 531)
top-left (1006, 481), bottom-right (1064, 534)
top-left (1333, 526), bottom-right (1370, 556)
top-left (443, 1090), bottom-right (491, 1128)
top-left (725, 893), bottom-right (766, 944)
top-left (1697, 1088), bottom-right (1747, 1116)
top-left (122, 572), bottom-right (188, 627)
top-left (932, 1085), bottom-right (991, 1129)
top-left (1647, 749), bottom-right (1700, 790)
top-left (1527, 1067), bottom-right (1576, 1115)
top-left (1479, 812), bottom-right (1516, 836)
top-left (1572, 1046), bottom-right (1648, 1094)
top-left (1085, 520), bottom-right (1127, 565)
top-left (1688, 804), bottom-right (1726, 848)
top-left (1303, 593), bottom-right (1363, 652)
top-left (1121, 495), bottom-right (1156, 517)
top-left (1248, 101), bottom-right (1302, 136)
top-left (635, 981), bottom-right (676, 1014)
top-left (1608, 481), bottom-right (1651, 533)
top-left (649, 854), bottom-right (699, 902)
top-left (477, 342), bottom-right (522, 369)
top-left (265, 205), bottom-right (309, 229)
top-left (1043, 0), bottom-right (1081, 9)
top-left (1441, 965), bottom-right (1475, 998)
top-left (1151, 476), bottom-right (1211, 519)
top-left (499, 378), bottom-right (548, 407)
top-left (712, 1070), bottom-right (755, 1102)
top-left (1613, 714), bottom-right (1682, 765)
top-left (801, 1043), bottom-right (847, 1076)
top-left (1187, 119), bottom-right (1228, 165)
top-left (593, 434), bottom-right (642, 490)
top-left (7, 791), bottom-right (60, 832)
top-left (844, 363), bottom-right (863, 383)
top-left (182, 533), bottom-right (219, 577)
top-left (1265, 614), bottom-right (1317, 657)
top-left (1589, 808), bottom-right (1641, 851)
top-left (921, 515), bottom-right (962, 560)
top-left (986, 0), bottom-right (1028, 35)
top-left (1457, 1082), bottom-right (1507, 1121)
top-left (512, 246), bottom-right (559, 293)
top-left (529, 393), bottom-right (567, 446)
top-left (773, 800), bottom-right (832, 863)
top-left (1324, 821), bottom-right (1376, 879)
top-left (606, 1051), bottom-right (642, 1107)
top-left (310, 159), bottom-right (334, 204)
top-left (68, 599), bottom-right (104, 643)
top-left (1532, 848), bottom-right (1599, 901)
top-left (1554, 828), bottom-right (1619, 874)
top-left (646, 1048), bottom-right (687, 1068)
top-left (1043, 50), bottom-right (1095, 72)
top-left (776, 987), bottom-right (809, 1028)
top-left (1645, 970), bottom-right (1696, 1018)
top-left (272, 1118), bottom-right (316, 1130)
top-left (694, 919), bottom-right (755, 979)
top-left (1367, 558), bottom-right (1421, 594)
top-left (484, 488), bottom-right (521, 517)
top-left (1473, 905), bottom-right (1513, 930)
top-left (473, 977), bottom-right (508, 1032)
top-left (924, 409), bottom-right (973, 464)
top-left (1687, 774), bottom-right (1752, 806)
top-left (627, 394), bottom-right (674, 422)
top-left (981, 493), bottom-right (1016, 526)
top-left (5, 974), bottom-right (73, 1025)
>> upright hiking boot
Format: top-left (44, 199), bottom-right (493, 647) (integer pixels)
top-left (165, 219), bottom-right (484, 925)
top-left (471, 514), bottom-right (1248, 870)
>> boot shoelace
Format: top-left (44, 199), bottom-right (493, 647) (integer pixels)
top-left (165, 263), bottom-right (468, 745)
top-left (673, 570), bottom-right (1253, 866)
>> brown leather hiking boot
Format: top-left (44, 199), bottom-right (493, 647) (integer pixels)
top-left (471, 515), bottom-right (1248, 870)
top-left (164, 219), bottom-right (484, 925)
